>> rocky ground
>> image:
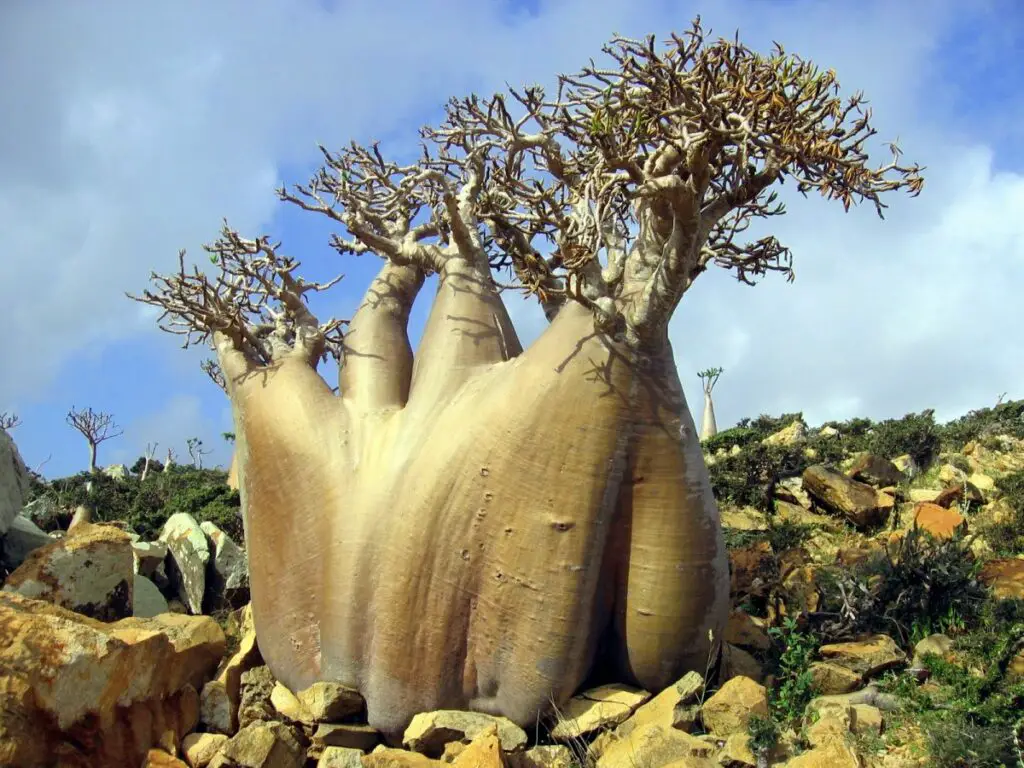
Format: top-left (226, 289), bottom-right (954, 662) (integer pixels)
top-left (1, 405), bottom-right (1023, 768)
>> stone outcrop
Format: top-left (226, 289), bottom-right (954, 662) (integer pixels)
top-left (3, 522), bottom-right (135, 620)
top-left (0, 592), bottom-right (225, 767)
top-left (0, 429), bottom-right (30, 536)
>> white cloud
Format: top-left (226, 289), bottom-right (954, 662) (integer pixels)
top-left (1, 0), bottom-right (1021, 438)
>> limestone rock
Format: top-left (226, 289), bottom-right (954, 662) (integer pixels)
top-left (506, 745), bottom-right (576, 768)
top-left (403, 710), bottom-right (527, 757)
top-left (763, 421), bottom-right (806, 447)
top-left (594, 722), bottom-right (713, 767)
top-left (548, 683), bottom-right (651, 740)
top-left (238, 665), bottom-right (278, 729)
top-left (850, 704), bottom-right (884, 736)
top-left (450, 725), bottom-right (505, 768)
top-left (725, 610), bottom-right (770, 651)
top-left (784, 739), bottom-right (861, 768)
top-left (818, 634), bottom-right (906, 678)
top-left (201, 626), bottom-right (262, 734)
top-left (312, 723), bottom-right (380, 753)
top-left (0, 592), bottom-right (224, 767)
top-left (3, 522), bottom-right (134, 620)
top-left (143, 749), bottom-right (191, 767)
top-left (200, 520), bottom-right (250, 611)
top-left (847, 453), bottom-right (904, 488)
top-left (808, 662), bottom-right (862, 695)
top-left (908, 488), bottom-right (941, 503)
top-left (979, 558), bottom-right (1024, 599)
top-left (912, 502), bottom-right (965, 539)
top-left (134, 572), bottom-right (171, 617)
top-left (802, 465), bottom-right (893, 529)
top-left (296, 680), bottom-right (365, 723)
top-left (719, 505), bottom-right (769, 531)
top-left (699, 676), bottom-right (768, 736)
top-left (160, 512), bottom-right (211, 614)
top-left (0, 430), bottom-right (30, 536)
top-left (317, 746), bottom-right (365, 767)
top-left (719, 732), bottom-right (757, 767)
top-left (133, 540), bottom-right (169, 578)
top-left (615, 671), bottom-right (703, 738)
top-left (363, 746), bottom-right (441, 766)
top-left (775, 477), bottom-right (813, 509)
top-left (182, 732), bottom-right (230, 768)
top-left (0, 514), bottom-right (51, 570)
top-left (219, 720), bottom-right (305, 768)
top-left (721, 643), bottom-right (765, 683)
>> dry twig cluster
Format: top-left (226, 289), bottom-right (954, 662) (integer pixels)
top-left (132, 17), bottom-right (923, 362)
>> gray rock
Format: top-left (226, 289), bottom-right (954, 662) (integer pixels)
top-left (102, 463), bottom-right (130, 480)
top-left (2, 523), bottom-right (135, 621)
top-left (159, 512), bottom-right (210, 614)
top-left (132, 573), bottom-right (169, 617)
top-left (0, 515), bottom-right (51, 570)
top-left (132, 540), bottom-right (168, 578)
top-left (201, 520), bottom-right (250, 611)
top-left (0, 431), bottom-right (30, 536)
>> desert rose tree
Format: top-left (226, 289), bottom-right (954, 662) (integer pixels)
top-left (698, 367), bottom-right (724, 441)
top-left (131, 19), bottom-right (921, 737)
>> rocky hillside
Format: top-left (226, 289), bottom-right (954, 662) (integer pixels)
top-left (1, 400), bottom-right (1022, 767)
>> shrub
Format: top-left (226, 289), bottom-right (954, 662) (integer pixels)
top-left (866, 409), bottom-right (941, 467)
top-left (981, 470), bottom-right (1024, 556)
top-left (813, 526), bottom-right (986, 644)
top-left (708, 442), bottom-right (812, 511)
top-left (940, 397), bottom-right (1024, 451)
top-left (26, 465), bottom-right (241, 543)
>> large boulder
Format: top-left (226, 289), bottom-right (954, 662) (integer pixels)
top-left (201, 520), bottom-right (250, 611)
top-left (0, 592), bottom-right (225, 767)
top-left (0, 514), bottom-right (52, 571)
top-left (2, 522), bottom-right (135, 621)
top-left (160, 512), bottom-right (211, 614)
top-left (802, 465), bottom-right (894, 529)
top-left (0, 430), bottom-right (31, 536)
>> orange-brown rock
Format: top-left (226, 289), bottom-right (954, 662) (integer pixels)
top-left (979, 558), bottom-right (1024, 599)
top-left (0, 592), bottom-right (225, 768)
top-left (912, 503), bottom-right (965, 539)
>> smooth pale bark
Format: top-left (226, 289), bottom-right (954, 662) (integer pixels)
top-left (221, 262), bottom-right (729, 738)
top-left (700, 392), bottom-right (718, 441)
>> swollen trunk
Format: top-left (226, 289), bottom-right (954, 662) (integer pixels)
top-left (227, 272), bottom-right (728, 738)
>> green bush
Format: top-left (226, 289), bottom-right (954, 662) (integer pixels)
top-left (703, 412), bottom-right (806, 454)
top-left (26, 463), bottom-right (242, 544)
top-left (813, 527), bottom-right (986, 644)
top-left (708, 442), bottom-right (812, 512)
top-left (940, 398), bottom-right (1024, 451)
top-left (981, 470), bottom-right (1024, 555)
top-left (866, 409), bottom-right (941, 467)
top-left (885, 598), bottom-right (1024, 767)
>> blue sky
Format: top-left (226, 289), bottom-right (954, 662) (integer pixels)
top-left (2, 0), bottom-right (1023, 479)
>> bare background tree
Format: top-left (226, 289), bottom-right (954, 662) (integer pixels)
top-left (65, 406), bottom-right (123, 474)
top-left (0, 412), bottom-right (21, 432)
top-left (139, 441), bottom-right (159, 482)
top-left (698, 367), bottom-right (724, 440)
top-left (186, 437), bottom-right (212, 469)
